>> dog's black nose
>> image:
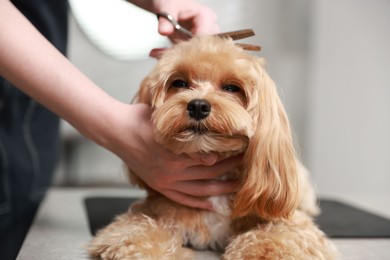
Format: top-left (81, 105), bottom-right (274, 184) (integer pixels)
top-left (187, 99), bottom-right (211, 120)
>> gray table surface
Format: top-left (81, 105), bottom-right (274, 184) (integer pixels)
top-left (17, 187), bottom-right (390, 260)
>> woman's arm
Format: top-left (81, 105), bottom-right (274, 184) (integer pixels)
top-left (0, 0), bottom-right (237, 209)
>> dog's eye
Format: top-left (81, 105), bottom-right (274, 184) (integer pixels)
top-left (222, 84), bottom-right (241, 93)
top-left (171, 79), bottom-right (188, 89)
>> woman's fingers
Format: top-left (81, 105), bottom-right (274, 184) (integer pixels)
top-left (183, 154), bottom-right (243, 180)
top-left (161, 179), bottom-right (237, 209)
top-left (171, 180), bottom-right (237, 197)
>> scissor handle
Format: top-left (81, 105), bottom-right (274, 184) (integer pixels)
top-left (156, 12), bottom-right (193, 38)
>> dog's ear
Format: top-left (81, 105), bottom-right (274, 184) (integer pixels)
top-left (135, 76), bottom-right (153, 104)
top-left (232, 58), bottom-right (300, 220)
top-left (135, 64), bottom-right (172, 107)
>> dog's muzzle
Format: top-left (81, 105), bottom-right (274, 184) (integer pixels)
top-left (187, 99), bottom-right (211, 121)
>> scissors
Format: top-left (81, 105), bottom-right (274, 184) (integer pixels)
top-left (157, 12), bottom-right (261, 51)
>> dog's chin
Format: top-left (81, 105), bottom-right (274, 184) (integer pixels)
top-left (155, 129), bottom-right (249, 155)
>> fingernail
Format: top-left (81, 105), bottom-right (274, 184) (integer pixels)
top-left (201, 153), bottom-right (218, 165)
top-left (149, 48), bottom-right (167, 59)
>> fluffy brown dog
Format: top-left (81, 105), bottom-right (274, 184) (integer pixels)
top-left (88, 36), bottom-right (337, 259)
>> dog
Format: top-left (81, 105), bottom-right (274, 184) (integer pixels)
top-left (88, 36), bottom-right (337, 259)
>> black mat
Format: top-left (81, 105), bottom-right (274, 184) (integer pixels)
top-left (316, 199), bottom-right (390, 238)
top-left (84, 197), bottom-right (390, 238)
top-left (84, 197), bottom-right (138, 236)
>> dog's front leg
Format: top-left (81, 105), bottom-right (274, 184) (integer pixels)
top-left (222, 211), bottom-right (337, 260)
top-left (88, 213), bottom-right (193, 260)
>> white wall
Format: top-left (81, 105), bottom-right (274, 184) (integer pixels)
top-left (306, 0), bottom-right (390, 197)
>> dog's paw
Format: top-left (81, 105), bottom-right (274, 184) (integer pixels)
top-left (88, 214), bottom-right (193, 260)
top-left (223, 212), bottom-right (338, 260)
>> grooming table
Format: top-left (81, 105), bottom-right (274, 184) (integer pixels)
top-left (18, 187), bottom-right (390, 259)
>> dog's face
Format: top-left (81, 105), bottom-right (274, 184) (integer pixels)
top-left (138, 37), bottom-right (263, 155)
top-left (137, 36), bottom-right (299, 220)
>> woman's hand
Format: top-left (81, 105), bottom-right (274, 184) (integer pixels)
top-left (105, 103), bottom-right (240, 210)
top-left (154, 0), bottom-right (219, 37)
top-left (130, 0), bottom-right (219, 40)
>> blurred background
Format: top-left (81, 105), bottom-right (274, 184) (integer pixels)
top-left (54, 0), bottom-right (390, 214)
